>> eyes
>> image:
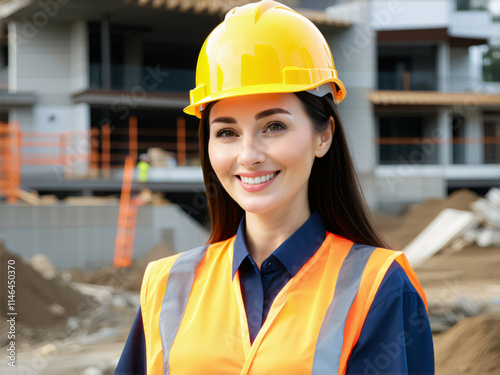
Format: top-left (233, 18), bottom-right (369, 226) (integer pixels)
top-left (214, 121), bottom-right (286, 138)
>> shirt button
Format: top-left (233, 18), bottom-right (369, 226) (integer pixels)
top-left (267, 261), bottom-right (272, 267)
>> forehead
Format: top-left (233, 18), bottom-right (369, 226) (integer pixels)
top-left (209, 93), bottom-right (304, 121)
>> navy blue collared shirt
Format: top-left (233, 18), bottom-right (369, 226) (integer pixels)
top-left (115, 211), bottom-right (434, 374)
top-left (232, 210), bottom-right (326, 343)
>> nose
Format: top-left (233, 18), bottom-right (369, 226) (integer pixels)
top-left (237, 136), bottom-right (265, 167)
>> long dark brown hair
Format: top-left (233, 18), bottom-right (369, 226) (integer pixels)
top-left (198, 91), bottom-right (388, 248)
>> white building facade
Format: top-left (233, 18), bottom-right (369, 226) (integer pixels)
top-left (328, 0), bottom-right (500, 212)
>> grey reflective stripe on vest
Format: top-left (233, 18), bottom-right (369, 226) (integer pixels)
top-left (159, 244), bottom-right (209, 375)
top-left (312, 243), bottom-right (376, 374)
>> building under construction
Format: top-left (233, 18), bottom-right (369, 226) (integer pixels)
top-left (0, 1), bottom-right (499, 373)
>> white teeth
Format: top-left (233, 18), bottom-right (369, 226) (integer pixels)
top-left (241, 172), bottom-right (277, 185)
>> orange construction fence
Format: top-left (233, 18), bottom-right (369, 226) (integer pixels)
top-left (0, 114), bottom-right (197, 188)
top-left (90, 115), bottom-right (198, 172)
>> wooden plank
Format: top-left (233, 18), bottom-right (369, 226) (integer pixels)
top-left (403, 208), bottom-right (479, 268)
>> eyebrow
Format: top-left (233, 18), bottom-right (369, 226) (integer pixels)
top-left (255, 108), bottom-right (291, 120)
top-left (210, 108), bottom-right (291, 125)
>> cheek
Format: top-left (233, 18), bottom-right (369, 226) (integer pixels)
top-left (208, 142), bottom-right (232, 177)
top-left (275, 135), bottom-right (316, 170)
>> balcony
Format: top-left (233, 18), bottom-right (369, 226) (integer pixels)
top-left (377, 71), bottom-right (498, 93)
top-left (89, 63), bottom-right (195, 93)
top-left (378, 71), bottom-right (437, 91)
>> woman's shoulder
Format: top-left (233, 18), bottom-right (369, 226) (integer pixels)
top-left (375, 261), bottom-right (418, 298)
top-left (341, 240), bottom-right (425, 306)
top-left (370, 261), bottom-right (426, 311)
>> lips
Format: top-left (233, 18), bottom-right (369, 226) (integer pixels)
top-left (236, 171), bottom-right (280, 192)
top-left (239, 171), bottom-right (278, 185)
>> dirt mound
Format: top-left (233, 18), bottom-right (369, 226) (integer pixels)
top-left (434, 312), bottom-right (500, 374)
top-left (380, 189), bottom-right (480, 249)
top-left (66, 242), bottom-right (176, 292)
top-left (0, 241), bottom-right (89, 327)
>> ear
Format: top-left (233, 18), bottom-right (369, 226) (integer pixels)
top-left (315, 116), bottom-right (335, 158)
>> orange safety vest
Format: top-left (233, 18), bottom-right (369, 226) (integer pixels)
top-left (140, 232), bottom-right (428, 375)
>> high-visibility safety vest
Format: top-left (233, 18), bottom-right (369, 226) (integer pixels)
top-left (140, 232), bottom-right (428, 375)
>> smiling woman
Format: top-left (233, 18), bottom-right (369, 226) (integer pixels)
top-left (116, 1), bottom-right (435, 374)
top-left (206, 93), bottom-right (329, 236)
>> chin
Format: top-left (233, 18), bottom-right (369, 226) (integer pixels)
top-left (234, 197), bottom-right (281, 215)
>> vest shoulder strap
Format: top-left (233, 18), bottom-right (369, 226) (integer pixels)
top-left (338, 245), bottom-right (426, 375)
top-left (141, 244), bottom-right (210, 375)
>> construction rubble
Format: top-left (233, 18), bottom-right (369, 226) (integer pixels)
top-left (0, 189), bottom-right (499, 374)
top-left (375, 188), bottom-right (500, 375)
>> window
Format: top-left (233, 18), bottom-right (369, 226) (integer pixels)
top-left (456, 0), bottom-right (489, 11)
top-left (378, 115), bottom-right (439, 165)
top-left (484, 117), bottom-right (500, 164)
top-left (452, 115), bottom-right (466, 164)
top-left (378, 45), bottom-right (437, 90)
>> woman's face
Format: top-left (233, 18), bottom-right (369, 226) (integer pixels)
top-left (208, 93), bottom-right (332, 216)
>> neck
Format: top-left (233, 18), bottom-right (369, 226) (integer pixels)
top-left (244, 201), bottom-right (311, 269)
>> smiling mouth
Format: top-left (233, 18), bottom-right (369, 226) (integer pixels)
top-left (237, 171), bottom-right (280, 185)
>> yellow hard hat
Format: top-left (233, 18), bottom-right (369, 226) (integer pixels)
top-left (183, 0), bottom-right (346, 118)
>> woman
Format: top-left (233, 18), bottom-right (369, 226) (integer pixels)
top-left (116, 1), bottom-right (434, 374)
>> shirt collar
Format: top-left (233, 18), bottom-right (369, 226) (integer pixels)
top-left (232, 210), bottom-right (326, 279)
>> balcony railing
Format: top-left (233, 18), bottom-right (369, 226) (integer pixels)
top-left (89, 63), bottom-right (195, 93)
top-left (377, 71), bottom-right (500, 93)
top-left (456, 0), bottom-right (489, 11)
top-left (378, 71), bottom-right (437, 91)
top-left (376, 136), bottom-right (500, 165)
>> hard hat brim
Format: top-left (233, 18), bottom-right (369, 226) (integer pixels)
top-left (183, 78), bottom-right (346, 118)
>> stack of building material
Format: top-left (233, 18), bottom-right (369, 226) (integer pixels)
top-left (403, 187), bottom-right (500, 267)
top-left (379, 189), bottom-right (480, 250)
top-left (17, 189), bottom-right (58, 206)
top-left (147, 147), bottom-right (177, 167)
top-left (471, 187), bottom-right (500, 247)
top-left (403, 209), bottom-right (479, 268)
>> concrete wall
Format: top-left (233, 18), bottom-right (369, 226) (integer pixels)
top-left (14, 20), bottom-right (71, 105)
top-left (371, 0), bottom-right (450, 30)
top-left (438, 42), bottom-right (451, 92)
top-left (7, 19), bottom-right (90, 175)
top-left (323, 1), bottom-right (377, 208)
top-left (375, 171), bottom-right (446, 214)
top-left (10, 19), bottom-right (90, 131)
top-left (465, 110), bottom-right (483, 164)
top-left (450, 10), bottom-right (494, 39)
top-left (370, 1), bottom-right (493, 40)
top-left (70, 21), bottom-right (88, 94)
top-left (0, 204), bottom-right (209, 270)
top-left (450, 47), bottom-right (470, 92)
